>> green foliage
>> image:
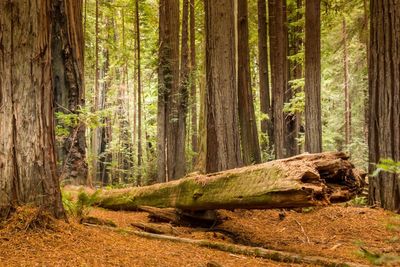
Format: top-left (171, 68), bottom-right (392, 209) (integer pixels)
top-left (357, 247), bottom-right (400, 266)
top-left (62, 190), bottom-right (100, 218)
top-left (347, 196), bottom-right (367, 207)
top-left (372, 159), bottom-right (400, 176)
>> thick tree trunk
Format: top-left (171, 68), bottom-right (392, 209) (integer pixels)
top-left (157, 0), bottom-right (181, 182)
top-left (258, 0), bottom-right (274, 156)
top-left (204, 0), bottom-right (242, 173)
top-left (0, 0), bottom-right (65, 220)
top-left (368, 0), bottom-right (400, 212)
top-left (304, 0), bottom-right (322, 153)
top-left (94, 152), bottom-right (365, 211)
top-left (237, 0), bottom-right (261, 165)
top-left (268, 0), bottom-right (287, 159)
top-left (52, 0), bottom-right (88, 185)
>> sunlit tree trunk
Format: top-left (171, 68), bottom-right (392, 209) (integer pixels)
top-left (136, 0), bottom-right (143, 184)
top-left (0, 0), bottom-right (65, 220)
top-left (204, 0), bottom-right (242, 173)
top-left (237, 0), bottom-right (261, 165)
top-left (368, 0), bottom-right (400, 212)
top-left (304, 0), bottom-right (322, 153)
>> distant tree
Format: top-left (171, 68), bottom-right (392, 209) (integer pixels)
top-left (268, 0), bottom-right (287, 159)
top-left (304, 0), bottom-right (322, 153)
top-left (136, 0), bottom-right (143, 183)
top-left (368, 0), bottom-right (400, 212)
top-left (204, 0), bottom-right (242, 173)
top-left (0, 0), bottom-right (65, 220)
top-left (237, 0), bottom-right (261, 165)
top-left (190, 0), bottom-right (198, 164)
top-left (258, 0), bottom-right (274, 156)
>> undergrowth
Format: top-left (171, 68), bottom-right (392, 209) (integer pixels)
top-left (62, 190), bottom-right (100, 218)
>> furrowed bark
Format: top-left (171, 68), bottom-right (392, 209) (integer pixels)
top-left (92, 152), bottom-right (365, 211)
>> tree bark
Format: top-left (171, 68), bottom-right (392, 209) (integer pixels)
top-left (268, 0), bottom-right (287, 159)
top-left (368, 0), bottom-right (400, 212)
top-left (304, 0), bottom-right (322, 153)
top-left (204, 0), bottom-right (242, 173)
top-left (190, 0), bottom-right (198, 165)
top-left (258, 0), bottom-right (274, 156)
top-left (157, 0), bottom-right (181, 182)
top-left (52, 0), bottom-right (88, 185)
top-left (93, 152), bottom-right (365, 211)
top-left (0, 0), bottom-right (65, 220)
top-left (237, 0), bottom-right (261, 165)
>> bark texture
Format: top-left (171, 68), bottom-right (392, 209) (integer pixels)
top-left (268, 0), bottom-right (287, 159)
top-left (52, 0), bottom-right (88, 184)
top-left (157, 0), bottom-right (181, 182)
top-left (304, 0), bottom-right (322, 153)
top-left (190, 0), bottom-right (198, 164)
top-left (204, 0), bottom-right (242, 173)
top-left (368, 0), bottom-right (400, 212)
top-left (93, 152), bottom-right (365, 211)
top-left (237, 0), bottom-right (261, 165)
top-left (0, 0), bottom-right (65, 219)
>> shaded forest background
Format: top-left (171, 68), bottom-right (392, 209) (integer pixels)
top-left (60, 0), bottom-right (369, 186)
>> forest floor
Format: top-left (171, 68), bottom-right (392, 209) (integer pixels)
top-left (0, 204), bottom-right (399, 266)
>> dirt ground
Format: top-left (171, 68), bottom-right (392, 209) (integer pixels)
top-left (0, 205), bottom-right (399, 266)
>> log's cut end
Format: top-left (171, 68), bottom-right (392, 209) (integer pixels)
top-left (94, 152), bottom-right (366, 211)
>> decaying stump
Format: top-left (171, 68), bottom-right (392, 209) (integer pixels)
top-left (93, 152), bottom-right (365, 211)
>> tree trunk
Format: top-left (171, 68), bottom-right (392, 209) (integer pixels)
top-left (304, 0), bottom-right (322, 153)
top-left (190, 0), bottom-right (198, 165)
top-left (204, 0), bottom-right (242, 173)
top-left (237, 0), bottom-right (261, 165)
top-left (268, 0), bottom-right (287, 159)
top-left (284, 0), bottom-right (299, 157)
top-left (368, 0), bottom-right (400, 212)
top-left (0, 0), bottom-right (65, 220)
top-left (93, 152), bottom-right (365, 211)
top-left (52, 0), bottom-right (88, 185)
top-left (136, 0), bottom-right (143, 184)
top-left (157, 0), bottom-right (180, 182)
top-left (342, 18), bottom-right (351, 148)
top-left (258, 0), bottom-right (274, 157)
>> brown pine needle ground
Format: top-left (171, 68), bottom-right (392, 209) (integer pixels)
top-left (0, 205), bottom-right (399, 266)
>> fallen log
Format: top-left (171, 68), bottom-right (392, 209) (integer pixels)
top-left (94, 152), bottom-right (365, 211)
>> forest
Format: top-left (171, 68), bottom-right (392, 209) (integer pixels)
top-left (0, 0), bottom-right (399, 266)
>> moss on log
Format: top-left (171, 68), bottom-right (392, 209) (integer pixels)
top-left (95, 152), bottom-right (365, 211)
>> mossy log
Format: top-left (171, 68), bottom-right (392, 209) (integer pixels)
top-left (94, 152), bottom-right (365, 211)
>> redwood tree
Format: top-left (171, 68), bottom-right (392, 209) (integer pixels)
top-left (368, 0), bottom-right (400, 212)
top-left (268, 0), bottom-right (287, 159)
top-left (304, 0), bottom-right (322, 153)
top-left (157, 0), bottom-right (181, 182)
top-left (52, 0), bottom-right (88, 185)
top-left (0, 0), bottom-right (65, 219)
top-left (237, 0), bottom-right (261, 165)
top-left (204, 0), bottom-right (242, 173)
